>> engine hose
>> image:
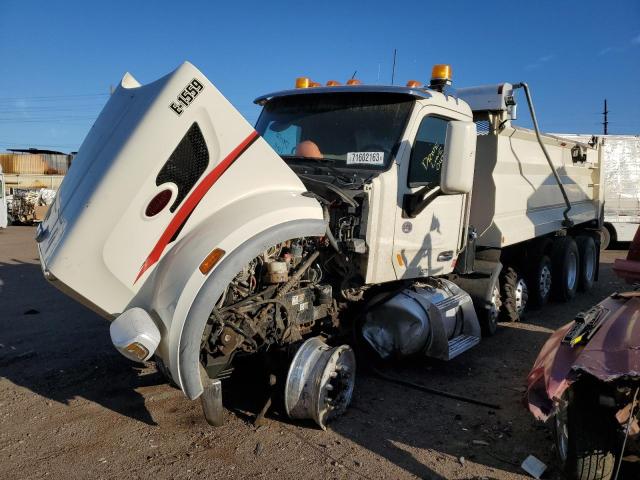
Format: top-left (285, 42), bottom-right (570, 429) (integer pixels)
top-left (513, 82), bottom-right (573, 227)
top-left (322, 205), bottom-right (342, 254)
top-left (276, 250), bottom-right (320, 298)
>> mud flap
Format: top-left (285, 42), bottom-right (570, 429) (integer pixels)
top-left (451, 259), bottom-right (502, 315)
top-left (199, 366), bottom-right (224, 426)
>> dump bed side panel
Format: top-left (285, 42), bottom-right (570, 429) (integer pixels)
top-left (470, 126), bottom-right (601, 248)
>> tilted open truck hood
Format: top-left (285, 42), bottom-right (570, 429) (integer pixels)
top-left (37, 62), bottom-right (320, 317)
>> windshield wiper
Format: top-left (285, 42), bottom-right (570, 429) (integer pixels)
top-left (298, 174), bottom-right (359, 208)
top-left (283, 155), bottom-right (355, 184)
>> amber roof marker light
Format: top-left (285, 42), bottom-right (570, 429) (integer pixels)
top-left (429, 64), bottom-right (452, 92)
top-left (295, 77), bottom-right (310, 89)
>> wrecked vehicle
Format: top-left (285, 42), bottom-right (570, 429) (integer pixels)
top-left (526, 226), bottom-right (640, 480)
top-left (37, 61), bottom-right (604, 428)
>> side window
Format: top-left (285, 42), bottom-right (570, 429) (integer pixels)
top-left (408, 116), bottom-right (449, 187)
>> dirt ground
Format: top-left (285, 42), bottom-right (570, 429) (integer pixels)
top-left (0, 225), bottom-right (637, 479)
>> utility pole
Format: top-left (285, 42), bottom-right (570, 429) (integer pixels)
top-left (602, 99), bottom-right (608, 135)
top-left (391, 49), bottom-right (397, 85)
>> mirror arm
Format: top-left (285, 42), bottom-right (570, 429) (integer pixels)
top-left (403, 186), bottom-right (441, 218)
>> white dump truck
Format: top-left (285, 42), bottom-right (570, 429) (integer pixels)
top-left (555, 134), bottom-right (639, 249)
top-left (36, 62), bottom-right (603, 428)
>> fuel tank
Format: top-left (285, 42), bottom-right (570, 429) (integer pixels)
top-left (361, 279), bottom-right (481, 361)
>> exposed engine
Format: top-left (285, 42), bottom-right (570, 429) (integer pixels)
top-left (200, 177), bottom-right (368, 379)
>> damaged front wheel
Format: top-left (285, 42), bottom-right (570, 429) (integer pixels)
top-left (284, 337), bottom-right (356, 430)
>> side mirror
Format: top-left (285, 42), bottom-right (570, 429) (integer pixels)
top-left (441, 121), bottom-right (477, 194)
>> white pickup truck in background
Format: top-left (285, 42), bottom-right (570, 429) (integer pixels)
top-left (0, 166), bottom-right (8, 229)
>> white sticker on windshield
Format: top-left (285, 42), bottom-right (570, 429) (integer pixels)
top-left (346, 151), bottom-right (384, 166)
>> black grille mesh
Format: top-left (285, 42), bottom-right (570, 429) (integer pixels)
top-left (156, 123), bottom-right (209, 212)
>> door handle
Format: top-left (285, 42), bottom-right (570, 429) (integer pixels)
top-left (437, 250), bottom-right (454, 262)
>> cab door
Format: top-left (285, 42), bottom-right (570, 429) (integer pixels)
top-left (392, 108), bottom-right (469, 278)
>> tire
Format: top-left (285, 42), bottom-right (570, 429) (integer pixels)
top-left (479, 283), bottom-right (501, 336)
top-left (576, 235), bottom-right (596, 292)
top-left (600, 227), bottom-right (611, 250)
top-left (551, 236), bottom-right (579, 302)
top-left (499, 266), bottom-right (528, 322)
top-left (554, 391), bottom-right (616, 480)
top-left (526, 242), bottom-right (553, 309)
top-left (155, 356), bottom-right (180, 389)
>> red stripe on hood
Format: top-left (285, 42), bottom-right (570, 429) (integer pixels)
top-left (135, 130), bottom-right (259, 283)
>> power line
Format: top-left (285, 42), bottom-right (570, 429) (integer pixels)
top-left (0, 93), bottom-right (108, 101)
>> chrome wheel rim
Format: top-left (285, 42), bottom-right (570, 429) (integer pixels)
top-left (539, 265), bottom-right (552, 298)
top-left (488, 285), bottom-right (501, 324)
top-left (515, 278), bottom-right (528, 315)
top-left (567, 252), bottom-right (578, 290)
top-left (584, 247), bottom-right (595, 281)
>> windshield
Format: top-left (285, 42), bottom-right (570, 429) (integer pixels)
top-left (255, 93), bottom-right (414, 169)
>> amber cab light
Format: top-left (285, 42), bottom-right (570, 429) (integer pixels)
top-left (431, 64), bottom-right (452, 81)
top-left (295, 77), bottom-right (310, 88)
top-left (346, 79), bottom-right (362, 85)
top-left (429, 64), bottom-right (452, 91)
top-left (326, 80), bottom-right (341, 86)
top-left (406, 80), bottom-right (422, 88)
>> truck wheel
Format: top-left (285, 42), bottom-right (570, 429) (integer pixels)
top-left (554, 392), bottom-right (616, 480)
top-left (600, 226), bottom-right (612, 250)
top-left (551, 236), bottom-right (579, 302)
top-left (526, 252), bottom-right (553, 309)
top-left (576, 235), bottom-right (596, 292)
top-left (479, 284), bottom-right (501, 336)
top-left (154, 356), bottom-right (179, 389)
top-left (499, 266), bottom-right (528, 322)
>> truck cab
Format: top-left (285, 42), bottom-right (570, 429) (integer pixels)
top-left (253, 77), bottom-right (476, 285)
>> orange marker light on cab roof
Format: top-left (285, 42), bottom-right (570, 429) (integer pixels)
top-left (431, 64), bottom-right (452, 81)
top-left (309, 80), bottom-right (321, 87)
top-left (295, 77), bottom-right (310, 89)
top-left (326, 80), bottom-right (342, 86)
top-left (406, 80), bottom-right (422, 88)
top-left (199, 248), bottom-right (225, 274)
top-left (346, 79), bottom-right (362, 86)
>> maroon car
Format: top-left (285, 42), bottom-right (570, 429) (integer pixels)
top-left (526, 227), bottom-right (640, 480)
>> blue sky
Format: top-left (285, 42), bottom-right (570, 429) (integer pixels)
top-left (1, 0), bottom-right (638, 152)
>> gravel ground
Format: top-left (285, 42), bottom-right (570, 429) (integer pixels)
top-left (0, 225), bottom-right (637, 479)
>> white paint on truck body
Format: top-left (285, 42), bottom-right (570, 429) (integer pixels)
top-left (36, 60), bottom-right (323, 319)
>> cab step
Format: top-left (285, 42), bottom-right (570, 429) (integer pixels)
top-left (447, 334), bottom-right (480, 360)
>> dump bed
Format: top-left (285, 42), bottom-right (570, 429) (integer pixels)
top-left (469, 125), bottom-right (602, 248)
